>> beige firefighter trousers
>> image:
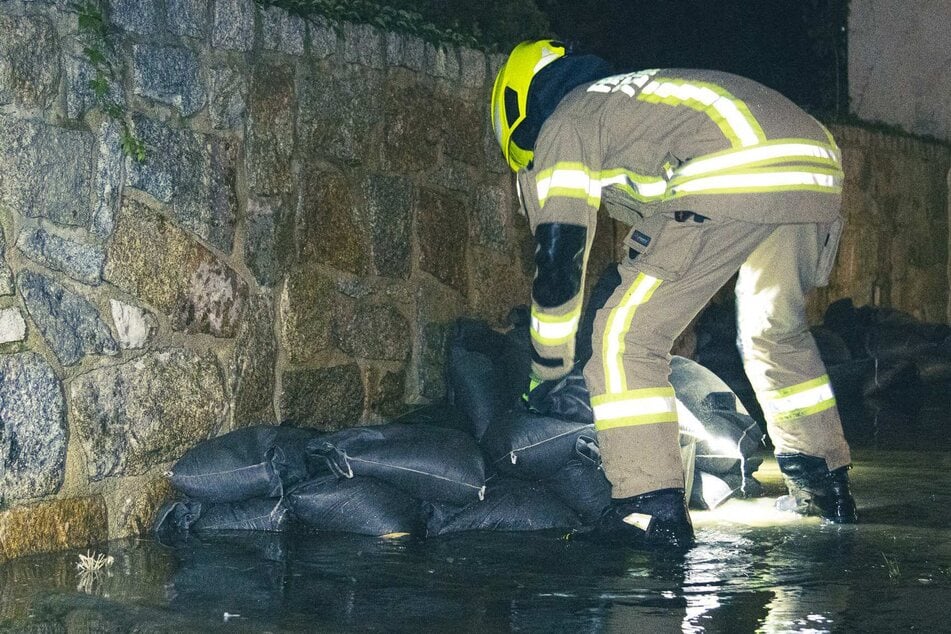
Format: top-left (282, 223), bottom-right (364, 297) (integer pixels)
top-left (582, 212), bottom-right (852, 499)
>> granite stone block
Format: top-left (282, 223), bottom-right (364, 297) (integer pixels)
top-left (417, 188), bottom-right (468, 295)
top-left (229, 294), bottom-right (277, 426)
top-left (17, 270), bottom-right (119, 366)
top-left (70, 348), bottom-right (227, 480)
top-left (167, 0), bottom-right (208, 38)
top-left (280, 363), bottom-right (364, 430)
top-left (279, 263), bottom-right (334, 364)
top-left (0, 115), bottom-right (94, 228)
top-left (0, 352), bottom-right (67, 500)
top-left (16, 226), bottom-right (106, 286)
top-left (212, 0), bottom-right (255, 51)
top-left (0, 307), bottom-right (27, 344)
top-left (334, 299), bottom-right (410, 361)
top-left (207, 62), bottom-right (248, 130)
top-left (247, 62), bottom-right (295, 196)
top-left (132, 43), bottom-right (205, 116)
top-left (261, 5), bottom-right (305, 55)
top-left (110, 0), bottom-right (160, 35)
top-left (109, 299), bottom-right (156, 349)
top-left (0, 14), bottom-right (60, 109)
top-left (104, 198), bottom-right (246, 338)
top-left (363, 173), bottom-right (412, 278)
top-left (127, 116), bottom-right (237, 252)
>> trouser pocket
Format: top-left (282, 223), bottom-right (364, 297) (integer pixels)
top-left (814, 215), bottom-right (843, 287)
top-left (623, 212), bottom-right (705, 281)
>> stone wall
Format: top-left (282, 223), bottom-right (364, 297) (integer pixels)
top-left (849, 0), bottom-right (951, 143)
top-left (808, 125), bottom-right (951, 325)
top-left (1, 1), bottom-right (948, 563)
top-left (0, 0), bottom-right (536, 560)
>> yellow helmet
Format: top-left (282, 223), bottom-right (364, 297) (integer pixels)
top-left (491, 39), bottom-right (567, 172)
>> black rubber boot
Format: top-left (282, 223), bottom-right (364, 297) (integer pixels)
top-left (776, 454), bottom-right (858, 523)
top-left (576, 488), bottom-right (694, 549)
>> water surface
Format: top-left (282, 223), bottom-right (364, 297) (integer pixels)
top-left (2, 387), bottom-right (949, 633)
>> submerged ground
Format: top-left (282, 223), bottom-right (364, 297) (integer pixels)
top-left (1, 387), bottom-right (948, 633)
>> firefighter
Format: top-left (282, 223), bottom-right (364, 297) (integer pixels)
top-left (491, 40), bottom-right (858, 548)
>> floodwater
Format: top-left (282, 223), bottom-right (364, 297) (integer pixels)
top-left (2, 388), bottom-right (949, 633)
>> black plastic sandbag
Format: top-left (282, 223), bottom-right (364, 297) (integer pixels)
top-left (192, 498), bottom-right (288, 533)
top-left (862, 358), bottom-right (920, 396)
top-left (811, 325), bottom-right (852, 367)
top-left (153, 499), bottom-right (203, 536)
top-left (450, 316), bottom-right (533, 404)
top-left (287, 476), bottom-right (423, 536)
top-left (575, 263), bottom-right (621, 367)
top-left (152, 497), bottom-right (288, 534)
top-left (916, 352), bottom-right (951, 383)
top-left (307, 423), bottom-right (486, 505)
top-left (390, 402), bottom-right (473, 435)
top-left (692, 409), bottom-right (765, 475)
top-left (167, 425), bottom-right (321, 503)
top-left (689, 471), bottom-right (737, 510)
top-left (864, 325), bottom-right (945, 363)
top-left (426, 478), bottom-right (582, 536)
top-left (526, 367), bottom-right (594, 425)
top-left (542, 458), bottom-right (612, 523)
top-left (481, 409), bottom-right (597, 480)
top-left (669, 355), bottom-right (751, 418)
top-left (668, 356), bottom-right (765, 475)
top-left (446, 345), bottom-right (508, 440)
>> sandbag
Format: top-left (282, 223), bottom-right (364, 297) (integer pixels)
top-left (668, 356), bottom-right (764, 475)
top-left (426, 478), bottom-right (582, 536)
top-left (689, 471), bottom-right (737, 510)
top-left (916, 353), bottom-right (951, 383)
top-left (575, 263), bottom-right (622, 366)
top-left (390, 402), bottom-right (473, 435)
top-left (526, 368), bottom-right (593, 425)
top-left (811, 325), bottom-right (852, 367)
top-left (287, 476), bottom-right (423, 536)
top-left (542, 458), bottom-right (611, 523)
top-left (693, 410), bottom-right (765, 476)
top-left (446, 345), bottom-right (508, 440)
top-left (450, 316), bottom-right (532, 405)
top-left (670, 355), bottom-right (751, 417)
top-left (153, 497), bottom-right (288, 535)
top-left (308, 423), bottom-right (486, 505)
top-left (862, 359), bottom-right (920, 396)
top-left (481, 409), bottom-right (597, 480)
top-left (153, 499), bottom-right (203, 535)
top-left (192, 498), bottom-right (288, 533)
top-left (864, 325), bottom-right (944, 363)
top-left (167, 425), bottom-right (321, 503)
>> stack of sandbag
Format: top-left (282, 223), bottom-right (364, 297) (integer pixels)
top-left (819, 298), bottom-right (951, 392)
top-left (154, 425), bottom-right (323, 535)
top-left (155, 300), bottom-right (766, 540)
top-left (292, 423), bottom-right (487, 536)
top-left (156, 421), bottom-right (489, 538)
top-left (695, 297), bottom-right (951, 409)
top-left (444, 312), bottom-right (766, 521)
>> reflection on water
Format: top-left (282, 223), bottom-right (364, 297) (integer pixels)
top-left (2, 447), bottom-right (950, 633)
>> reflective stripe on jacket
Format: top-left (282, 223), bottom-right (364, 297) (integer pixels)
top-left (519, 68), bottom-right (844, 376)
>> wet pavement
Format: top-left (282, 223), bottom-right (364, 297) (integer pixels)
top-left (1, 388), bottom-right (949, 633)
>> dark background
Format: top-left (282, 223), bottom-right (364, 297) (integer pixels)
top-left (538, 0), bottom-right (848, 115)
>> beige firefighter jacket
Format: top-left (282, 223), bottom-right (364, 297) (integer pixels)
top-left (518, 68), bottom-right (845, 380)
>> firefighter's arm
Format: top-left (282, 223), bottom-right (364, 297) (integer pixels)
top-left (519, 118), bottom-right (600, 381)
